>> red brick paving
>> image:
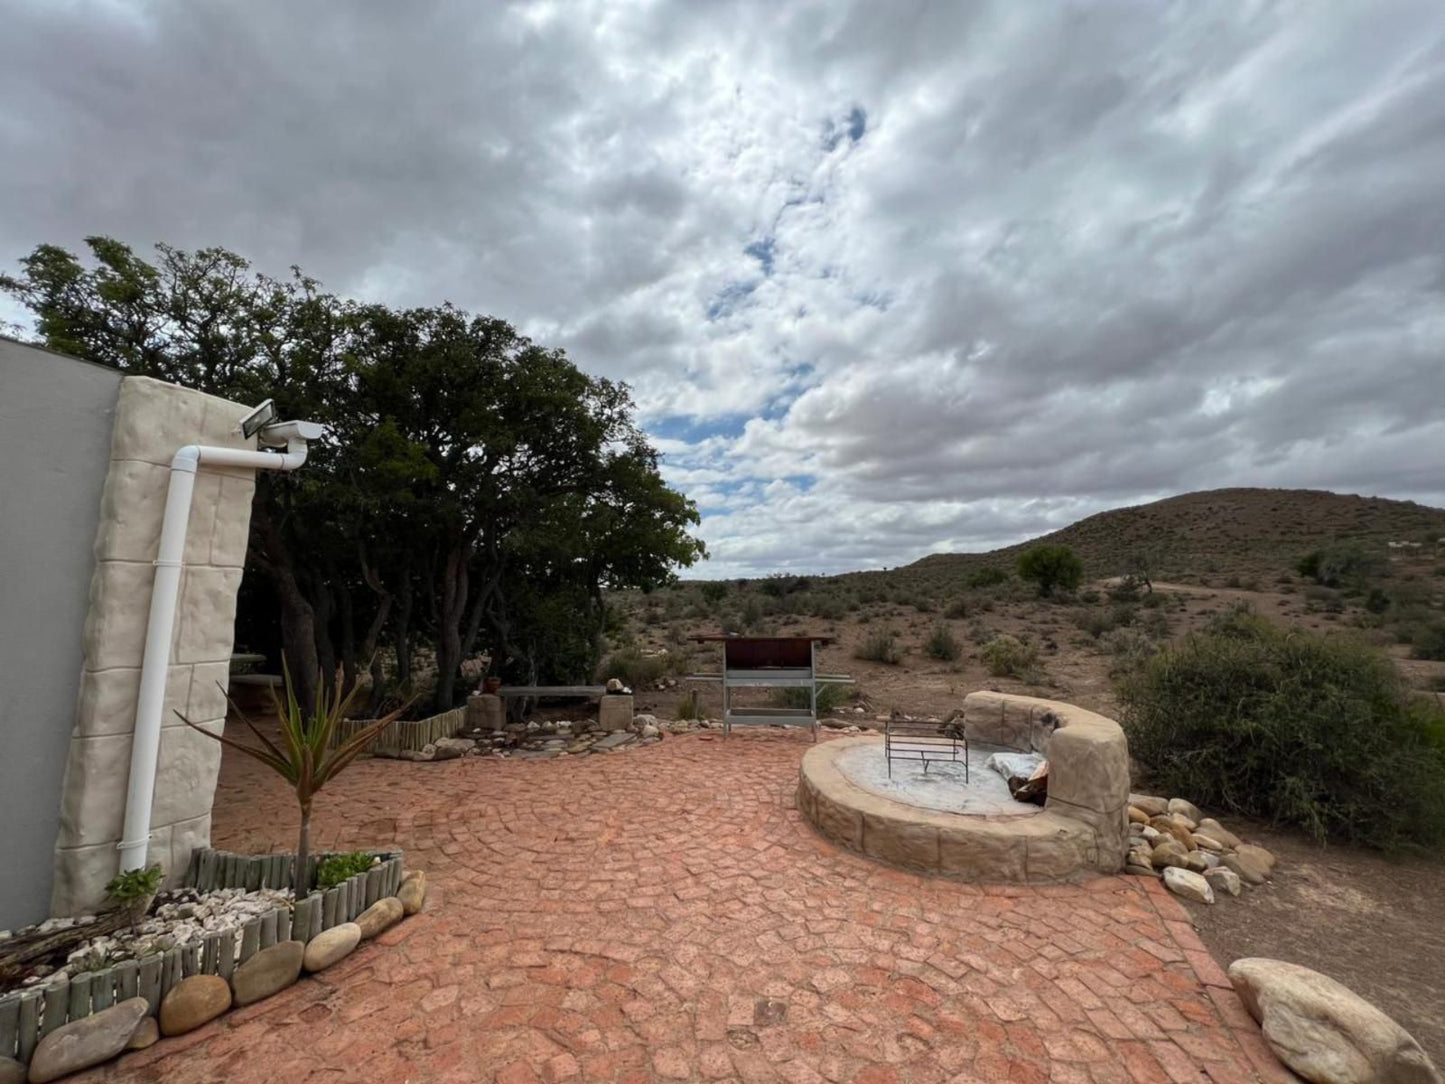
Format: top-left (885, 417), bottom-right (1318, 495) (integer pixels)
top-left (78, 731), bottom-right (1294, 1082)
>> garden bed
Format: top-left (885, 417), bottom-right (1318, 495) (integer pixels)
top-left (0, 846), bottom-right (406, 1073)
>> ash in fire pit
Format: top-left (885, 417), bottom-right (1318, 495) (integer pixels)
top-left (834, 740), bottom-right (1037, 817)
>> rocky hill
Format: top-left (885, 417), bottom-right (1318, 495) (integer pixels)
top-left (893, 488), bottom-right (1445, 588)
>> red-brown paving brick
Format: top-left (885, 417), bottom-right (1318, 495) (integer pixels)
top-left (72, 730), bottom-right (1294, 1082)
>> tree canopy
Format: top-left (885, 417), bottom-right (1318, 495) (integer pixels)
top-left (1016, 544), bottom-right (1084, 597)
top-left (2, 238), bottom-right (705, 713)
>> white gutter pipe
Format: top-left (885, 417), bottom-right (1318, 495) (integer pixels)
top-left (117, 420), bottom-right (325, 873)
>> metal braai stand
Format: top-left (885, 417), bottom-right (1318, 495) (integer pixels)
top-left (884, 711), bottom-right (969, 780)
top-left (687, 635), bottom-right (852, 740)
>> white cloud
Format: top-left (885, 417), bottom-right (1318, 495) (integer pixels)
top-left (2, 0), bottom-right (1443, 577)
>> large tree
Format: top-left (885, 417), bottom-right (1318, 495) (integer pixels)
top-left (3, 238), bottom-right (704, 713)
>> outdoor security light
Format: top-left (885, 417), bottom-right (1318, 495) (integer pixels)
top-left (240, 398), bottom-right (277, 438)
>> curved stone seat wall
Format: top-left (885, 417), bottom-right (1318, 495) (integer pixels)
top-left (797, 692), bottom-right (1131, 882)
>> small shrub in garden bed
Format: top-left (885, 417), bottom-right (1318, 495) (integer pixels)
top-left (316, 852), bottom-right (377, 889)
top-left (1119, 612), bottom-right (1445, 849)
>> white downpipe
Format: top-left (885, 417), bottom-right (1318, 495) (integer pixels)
top-left (117, 436), bottom-right (312, 873)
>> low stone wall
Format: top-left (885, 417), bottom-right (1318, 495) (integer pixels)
top-left (0, 847), bottom-right (403, 1067)
top-left (963, 691), bottom-right (1131, 867)
top-left (797, 691), bottom-right (1131, 882)
top-left (331, 706), bottom-right (466, 757)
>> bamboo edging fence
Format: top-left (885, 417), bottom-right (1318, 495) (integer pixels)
top-left (329, 705), bottom-right (466, 756)
top-left (0, 846), bottom-right (403, 1064)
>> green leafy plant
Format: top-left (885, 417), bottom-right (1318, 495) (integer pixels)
top-left (1119, 614), bottom-right (1445, 849)
top-left (316, 852), bottom-right (377, 889)
top-left (924, 624), bottom-right (961, 661)
top-left (1016, 545), bottom-right (1084, 597)
top-left (855, 629), bottom-right (902, 665)
top-left (676, 689), bottom-right (701, 720)
top-left (179, 661), bottom-right (407, 893)
top-left (105, 863), bottom-right (164, 925)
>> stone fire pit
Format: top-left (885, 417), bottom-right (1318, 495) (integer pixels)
top-left (797, 691), bottom-right (1130, 882)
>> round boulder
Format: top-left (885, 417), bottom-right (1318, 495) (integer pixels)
top-left (27, 996), bottom-right (149, 1084)
top-left (231, 939), bottom-right (305, 1007)
top-left (127, 1016), bottom-right (160, 1050)
top-left (1228, 958), bottom-right (1441, 1084)
top-left (399, 871), bottom-right (427, 916)
top-left (356, 896), bottom-right (404, 939)
top-left (160, 973), bottom-right (232, 1036)
top-left (304, 921), bottom-right (361, 972)
top-left (1162, 866), bottom-right (1215, 904)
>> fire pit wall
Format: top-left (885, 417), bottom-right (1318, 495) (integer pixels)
top-left (798, 691), bottom-right (1130, 882)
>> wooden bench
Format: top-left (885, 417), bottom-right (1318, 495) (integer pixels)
top-left (494, 685), bottom-right (611, 725)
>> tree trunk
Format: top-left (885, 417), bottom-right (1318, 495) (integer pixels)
top-left (337, 584), bottom-right (357, 697)
top-left (294, 801), bottom-right (312, 894)
top-left (434, 541), bottom-right (469, 712)
top-left (394, 579), bottom-right (414, 689)
top-left (254, 505), bottom-right (319, 716)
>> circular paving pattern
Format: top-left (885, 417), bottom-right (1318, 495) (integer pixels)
top-left (76, 729), bottom-right (1283, 1083)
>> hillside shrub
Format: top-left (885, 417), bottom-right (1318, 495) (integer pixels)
top-left (1119, 614), bottom-right (1445, 849)
top-left (1017, 545), bottom-right (1084, 597)
top-left (772, 682), bottom-right (851, 715)
top-left (943, 597), bottom-right (970, 619)
top-left (966, 567), bottom-right (1009, 589)
top-left (856, 629), bottom-right (902, 665)
top-left (1296, 543), bottom-right (1385, 588)
top-left (1403, 620), bottom-right (1445, 661)
top-left (924, 624), bottom-right (961, 661)
top-left (597, 648), bottom-right (670, 688)
top-left (699, 581), bottom-right (729, 605)
top-left (980, 635), bottom-right (1040, 679)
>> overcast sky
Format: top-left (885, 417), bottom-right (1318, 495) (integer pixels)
top-left (3, 1), bottom-right (1443, 576)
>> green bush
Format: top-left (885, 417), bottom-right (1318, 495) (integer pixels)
top-left (966, 566), bottom-right (1009, 589)
top-left (699, 581), bottom-right (729, 605)
top-left (1404, 620), bottom-right (1445, 660)
top-left (943, 597), bottom-right (969, 619)
top-left (856, 629), bottom-right (902, 665)
top-left (676, 689), bottom-right (701, 719)
top-left (316, 851), bottom-right (377, 889)
top-left (1016, 545), bottom-right (1084, 597)
top-left (980, 635), bottom-right (1040, 678)
top-left (1119, 614), bottom-right (1445, 849)
top-left (1296, 543), bottom-right (1385, 588)
top-left (597, 648), bottom-right (670, 688)
top-left (924, 624), bottom-right (961, 661)
top-left (772, 682), bottom-right (851, 715)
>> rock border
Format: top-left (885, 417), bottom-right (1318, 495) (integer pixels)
top-left (798, 691), bottom-right (1130, 882)
top-left (0, 848), bottom-right (414, 1079)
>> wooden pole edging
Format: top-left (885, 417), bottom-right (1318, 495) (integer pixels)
top-left (0, 845), bottom-right (404, 1063)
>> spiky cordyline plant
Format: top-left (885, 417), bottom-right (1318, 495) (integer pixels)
top-left (178, 661), bottom-right (407, 894)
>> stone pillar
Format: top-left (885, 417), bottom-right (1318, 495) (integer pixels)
top-left (598, 694), bottom-right (633, 733)
top-left (51, 377), bottom-right (258, 915)
top-left (467, 693), bottom-right (504, 732)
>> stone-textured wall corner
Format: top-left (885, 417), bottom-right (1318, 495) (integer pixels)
top-left (52, 377), bottom-right (259, 916)
top-left (962, 691), bottom-right (1132, 875)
